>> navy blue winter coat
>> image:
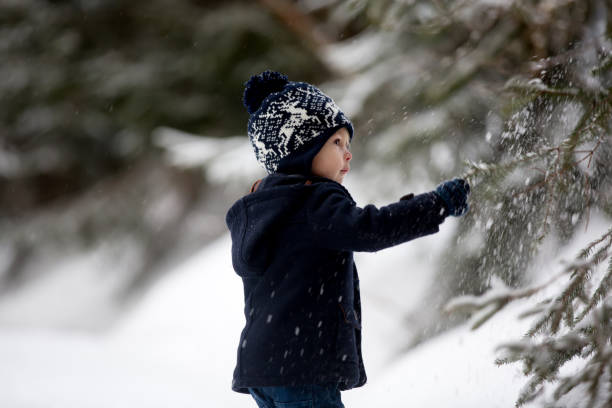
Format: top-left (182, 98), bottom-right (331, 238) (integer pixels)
top-left (226, 173), bottom-right (447, 394)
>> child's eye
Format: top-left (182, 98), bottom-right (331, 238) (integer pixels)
top-left (334, 138), bottom-right (350, 150)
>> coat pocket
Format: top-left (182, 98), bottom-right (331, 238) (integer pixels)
top-left (338, 303), bottom-right (361, 330)
top-left (336, 304), bottom-right (360, 364)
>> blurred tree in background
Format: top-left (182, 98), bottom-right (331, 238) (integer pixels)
top-left (0, 0), bottom-right (341, 326)
top-left (0, 0), bottom-right (334, 216)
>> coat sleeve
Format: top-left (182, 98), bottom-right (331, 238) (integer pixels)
top-left (306, 186), bottom-right (447, 252)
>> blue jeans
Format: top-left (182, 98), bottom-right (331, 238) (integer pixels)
top-left (248, 384), bottom-right (345, 408)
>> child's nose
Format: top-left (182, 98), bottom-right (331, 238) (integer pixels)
top-left (345, 150), bottom-right (352, 161)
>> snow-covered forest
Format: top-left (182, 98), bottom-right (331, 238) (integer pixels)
top-left (1, 0), bottom-right (611, 407)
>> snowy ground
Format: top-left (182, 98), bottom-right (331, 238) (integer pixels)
top-left (1, 209), bottom-right (609, 407)
top-left (0, 231), bottom-right (515, 408)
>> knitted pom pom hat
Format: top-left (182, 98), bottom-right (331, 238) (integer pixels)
top-left (243, 71), bottom-right (354, 175)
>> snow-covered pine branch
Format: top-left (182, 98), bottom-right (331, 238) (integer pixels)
top-left (447, 225), bottom-right (612, 406)
top-left (496, 298), bottom-right (612, 407)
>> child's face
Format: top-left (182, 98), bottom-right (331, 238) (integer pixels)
top-left (311, 127), bottom-right (352, 184)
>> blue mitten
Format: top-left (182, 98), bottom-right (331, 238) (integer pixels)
top-left (434, 178), bottom-right (470, 217)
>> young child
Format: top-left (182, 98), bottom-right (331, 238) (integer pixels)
top-left (226, 71), bottom-right (470, 408)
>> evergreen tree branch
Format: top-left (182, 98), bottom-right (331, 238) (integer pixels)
top-left (576, 250), bottom-right (612, 321)
top-left (579, 228), bottom-right (612, 259)
top-left (444, 270), bottom-right (566, 328)
top-left (503, 77), bottom-right (581, 98)
top-left (448, 227), bottom-right (612, 406)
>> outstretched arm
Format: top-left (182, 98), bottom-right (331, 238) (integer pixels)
top-left (306, 188), bottom-right (448, 253)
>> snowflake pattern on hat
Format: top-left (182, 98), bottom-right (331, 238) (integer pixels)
top-left (247, 82), bottom-right (352, 174)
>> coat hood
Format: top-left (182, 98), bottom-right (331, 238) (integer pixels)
top-left (226, 173), bottom-right (343, 278)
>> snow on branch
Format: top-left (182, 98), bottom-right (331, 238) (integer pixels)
top-left (446, 228), bottom-right (612, 406)
top-left (444, 272), bottom-right (565, 330)
top-left (496, 298), bottom-right (612, 408)
top-left (504, 77), bottom-right (581, 98)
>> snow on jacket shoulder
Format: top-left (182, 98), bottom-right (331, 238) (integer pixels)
top-left (225, 173), bottom-right (446, 393)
